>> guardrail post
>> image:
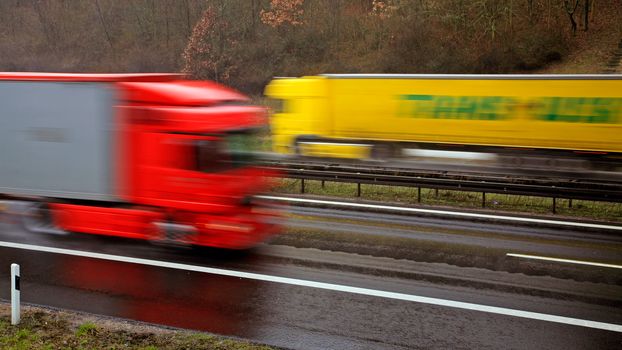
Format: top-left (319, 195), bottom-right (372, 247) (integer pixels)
top-left (321, 180), bottom-right (325, 189)
top-left (11, 263), bottom-right (20, 325)
top-left (568, 199), bottom-right (573, 208)
top-left (552, 197), bottom-right (556, 214)
top-left (301, 179), bottom-right (305, 194)
top-left (417, 187), bottom-right (421, 203)
top-left (435, 188), bottom-right (439, 198)
top-left (357, 183), bottom-right (361, 197)
top-left (482, 192), bottom-right (486, 208)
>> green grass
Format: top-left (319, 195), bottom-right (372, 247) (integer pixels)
top-left (75, 322), bottom-right (97, 338)
top-left (0, 307), bottom-right (273, 350)
top-left (1, 326), bottom-right (38, 350)
top-left (275, 179), bottom-right (622, 222)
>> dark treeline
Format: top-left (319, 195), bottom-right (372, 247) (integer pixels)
top-left (0, 0), bottom-right (619, 94)
top-left (0, 0), bottom-right (207, 72)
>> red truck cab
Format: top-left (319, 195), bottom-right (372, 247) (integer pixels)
top-left (0, 73), bottom-right (279, 249)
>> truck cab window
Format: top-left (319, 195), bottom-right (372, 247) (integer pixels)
top-left (192, 129), bottom-right (263, 172)
top-left (195, 139), bottom-right (227, 172)
top-left (224, 128), bottom-right (266, 168)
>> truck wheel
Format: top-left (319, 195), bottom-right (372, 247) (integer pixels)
top-left (371, 144), bottom-right (394, 160)
top-left (21, 202), bottom-right (66, 235)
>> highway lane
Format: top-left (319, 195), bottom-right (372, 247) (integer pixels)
top-left (277, 201), bottom-right (622, 288)
top-left (1, 210), bottom-right (621, 349)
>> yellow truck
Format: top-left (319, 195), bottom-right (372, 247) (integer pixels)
top-left (265, 74), bottom-right (622, 167)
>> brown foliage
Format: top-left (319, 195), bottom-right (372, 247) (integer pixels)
top-left (261, 0), bottom-right (305, 27)
top-left (183, 0), bottom-right (612, 92)
top-left (182, 8), bottom-right (238, 84)
top-left (0, 0), bottom-right (209, 72)
top-left (0, 0), bottom-right (620, 95)
top-left (370, 0), bottom-right (397, 19)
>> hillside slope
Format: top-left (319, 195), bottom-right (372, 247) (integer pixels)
top-left (539, 4), bottom-right (622, 74)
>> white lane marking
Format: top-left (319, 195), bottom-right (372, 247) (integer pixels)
top-left (0, 240), bottom-right (621, 333)
top-left (507, 253), bottom-right (622, 269)
top-left (258, 195), bottom-right (622, 231)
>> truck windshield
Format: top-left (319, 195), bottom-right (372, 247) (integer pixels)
top-left (195, 129), bottom-right (264, 172)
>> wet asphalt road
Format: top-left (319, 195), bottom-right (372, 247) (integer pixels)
top-left (285, 204), bottom-right (622, 262)
top-left (0, 207), bottom-right (621, 349)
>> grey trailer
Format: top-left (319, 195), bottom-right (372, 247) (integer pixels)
top-left (0, 81), bottom-right (119, 201)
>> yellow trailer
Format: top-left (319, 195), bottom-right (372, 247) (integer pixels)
top-left (265, 74), bottom-right (622, 166)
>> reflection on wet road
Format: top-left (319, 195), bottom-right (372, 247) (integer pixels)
top-left (0, 210), bottom-right (621, 349)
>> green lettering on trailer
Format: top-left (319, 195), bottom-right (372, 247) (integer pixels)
top-left (397, 94), bottom-right (433, 118)
top-left (537, 97), bottom-right (621, 123)
top-left (399, 95), bottom-right (622, 124)
top-left (399, 94), bottom-right (509, 120)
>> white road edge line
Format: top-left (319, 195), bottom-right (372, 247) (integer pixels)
top-left (258, 195), bottom-right (622, 231)
top-left (1, 241), bottom-right (621, 333)
top-left (507, 253), bottom-right (622, 269)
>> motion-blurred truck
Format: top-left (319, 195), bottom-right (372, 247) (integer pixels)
top-left (0, 73), bottom-right (279, 249)
top-left (265, 74), bottom-right (622, 169)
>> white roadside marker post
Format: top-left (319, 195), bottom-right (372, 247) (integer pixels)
top-left (11, 263), bottom-right (20, 325)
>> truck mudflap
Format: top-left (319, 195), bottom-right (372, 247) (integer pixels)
top-left (22, 202), bottom-right (67, 235)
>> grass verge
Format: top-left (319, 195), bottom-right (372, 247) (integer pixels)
top-left (0, 304), bottom-right (273, 350)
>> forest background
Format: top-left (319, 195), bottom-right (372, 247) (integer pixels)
top-left (0, 0), bottom-right (620, 94)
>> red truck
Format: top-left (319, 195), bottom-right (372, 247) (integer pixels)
top-left (0, 72), bottom-right (279, 249)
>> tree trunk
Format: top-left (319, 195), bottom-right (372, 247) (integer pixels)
top-left (564, 0), bottom-right (580, 35)
top-left (95, 0), bottom-right (114, 50)
top-left (584, 0), bottom-right (590, 31)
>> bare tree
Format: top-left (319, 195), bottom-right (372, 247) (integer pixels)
top-left (583, 0), bottom-right (591, 31)
top-left (95, 0), bottom-right (114, 50)
top-left (564, 0), bottom-right (580, 34)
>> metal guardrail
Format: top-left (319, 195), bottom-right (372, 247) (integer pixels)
top-left (260, 158), bottom-right (622, 211)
